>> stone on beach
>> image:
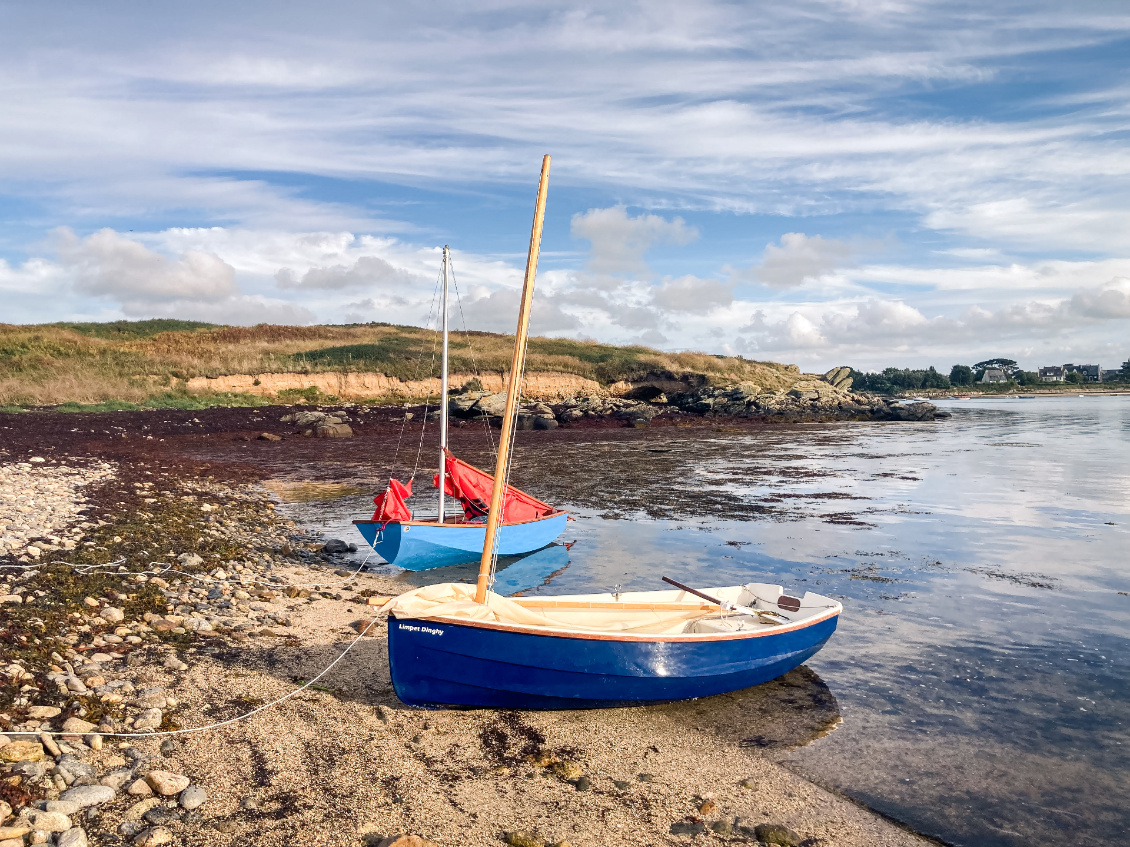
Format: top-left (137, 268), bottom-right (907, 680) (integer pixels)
top-left (753, 823), bottom-right (803, 846)
top-left (178, 785), bottom-right (207, 810)
top-left (145, 771), bottom-right (191, 796)
top-left (59, 785), bottom-right (116, 808)
top-left (56, 827), bottom-right (89, 847)
top-left (18, 811), bottom-right (71, 832)
top-left (133, 827), bottom-right (173, 846)
top-left (61, 717), bottom-right (95, 734)
top-left (0, 741), bottom-right (43, 762)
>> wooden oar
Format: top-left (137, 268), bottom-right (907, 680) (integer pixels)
top-left (661, 576), bottom-right (789, 623)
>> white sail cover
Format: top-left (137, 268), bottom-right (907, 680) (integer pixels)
top-left (379, 582), bottom-right (743, 635)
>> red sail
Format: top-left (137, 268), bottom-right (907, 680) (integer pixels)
top-left (372, 478), bottom-right (413, 523)
top-left (434, 454), bottom-right (553, 523)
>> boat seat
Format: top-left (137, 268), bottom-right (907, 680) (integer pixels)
top-left (683, 614), bottom-right (768, 634)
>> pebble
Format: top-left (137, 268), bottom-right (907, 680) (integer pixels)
top-left (44, 802), bottom-right (81, 816)
top-left (145, 771), bottom-right (191, 796)
top-left (381, 837), bottom-right (440, 847)
top-left (740, 778), bottom-right (757, 789)
top-left (101, 769), bottom-right (134, 790)
top-left (0, 800), bottom-right (10, 821)
top-left (503, 832), bottom-right (543, 847)
top-left (133, 827), bottom-right (173, 846)
top-left (0, 830), bottom-right (30, 842)
top-left (178, 785), bottom-right (207, 811)
top-left (123, 799), bottom-right (162, 822)
top-left (126, 779), bottom-right (154, 797)
top-left (133, 708), bottom-right (163, 730)
top-left (59, 785), bottom-right (116, 809)
top-left (0, 741), bottom-right (43, 762)
top-left (573, 776), bottom-right (591, 792)
top-left (25, 705), bottom-right (62, 719)
top-left (163, 657), bottom-right (189, 672)
top-left (753, 823), bottom-right (803, 846)
top-left (101, 607), bottom-right (125, 623)
top-left (61, 717), bottom-right (95, 734)
top-left (18, 811), bottom-right (71, 832)
top-left (56, 827), bottom-right (89, 847)
top-left (159, 739), bottom-right (179, 756)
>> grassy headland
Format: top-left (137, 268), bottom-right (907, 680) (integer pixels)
top-left (0, 320), bottom-right (802, 408)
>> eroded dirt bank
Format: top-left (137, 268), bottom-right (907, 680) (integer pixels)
top-left (0, 406), bottom-right (937, 847)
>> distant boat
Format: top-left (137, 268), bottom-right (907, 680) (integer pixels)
top-left (378, 155), bottom-right (842, 709)
top-left (353, 244), bottom-right (567, 570)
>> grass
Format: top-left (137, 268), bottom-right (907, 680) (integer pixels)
top-left (0, 319), bottom-right (802, 407)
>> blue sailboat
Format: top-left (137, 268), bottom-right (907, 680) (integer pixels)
top-left (354, 244), bottom-right (567, 569)
top-left (378, 155), bottom-right (842, 709)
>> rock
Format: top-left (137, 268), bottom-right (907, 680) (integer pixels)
top-left (710, 819), bottom-right (734, 836)
top-left (177, 552), bottom-right (203, 568)
top-left (10, 760), bottom-right (45, 779)
top-left (163, 656), bottom-right (188, 672)
top-left (59, 785), bottom-right (116, 808)
top-left (314, 423), bottom-right (353, 438)
top-left (0, 829), bottom-right (30, 842)
top-left (257, 432), bottom-right (282, 441)
top-left (321, 539), bottom-right (351, 554)
top-left (159, 739), bottom-right (179, 756)
top-left (753, 823), bottom-right (802, 846)
top-left (46, 801), bottom-right (81, 815)
top-left (56, 827), bottom-right (89, 847)
top-left (473, 392), bottom-right (509, 418)
top-left (0, 741), bottom-right (43, 762)
top-left (0, 800), bottom-right (10, 822)
top-left (133, 827), bottom-right (173, 846)
top-left (379, 837), bottom-right (440, 847)
top-left (551, 760), bottom-right (584, 780)
top-left (18, 811), bottom-right (71, 832)
top-left (100, 769), bottom-right (133, 790)
top-left (669, 819), bottom-right (707, 835)
top-left (739, 778), bottom-right (756, 789)
top-left (503, 832), bottom-right (543, 847)
top-left (133, 708), bottom-right (164, 730)
top-left (101, 607), bottom-right (125, 623)
top-left (698, 799), bottom-right (717, 815)
top-left (573, 776), bottom-right (591, 791)
top-left (178, 785), bottom-right (207, 811)
top-left (124, 799), bottom-right (162, 822)
top-left (26, 705), bottom-right (62, 719)
top-left (636, 773), bottom-right (654, 782)
top-left (61, 717), bottom-right (94, 735)
top-left (145, 771), bottom-right (191, 796)
top-left (0, 838), bottom-right (24, 847)
top-left (142, 807), bottom-right (180, 827)
top-left (126, 779), bottom-right (154, 797)
top-left (612, 780), bottom-right (630, 791)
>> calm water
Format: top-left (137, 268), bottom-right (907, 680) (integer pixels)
top-left (278, 396), bottom-right (1130, 847)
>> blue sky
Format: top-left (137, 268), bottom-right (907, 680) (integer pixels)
top-left (1, 1), bottom-right (1129, 372)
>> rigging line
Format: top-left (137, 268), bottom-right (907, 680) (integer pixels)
top-left (448, 257), bottom-right (497, 462)
top-left (7, 615), bottom-right (384, 740)
top-left (390, 267), bottom-right (444, 477)
top-left (409, 280), bottom-right (444, 486)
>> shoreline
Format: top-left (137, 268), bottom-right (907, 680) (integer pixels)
top-left (0, 406), bottom-right (942, 847)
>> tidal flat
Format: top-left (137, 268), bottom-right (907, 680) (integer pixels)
top-left (2, 396), bottom-right (1127, 846)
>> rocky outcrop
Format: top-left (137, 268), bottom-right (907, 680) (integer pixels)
top-left (668, 382), bottom-right (949, 422)
top-left (279, 411), bottom-right (353, 437)
top-left (449, 391), bottom-right (663, 428)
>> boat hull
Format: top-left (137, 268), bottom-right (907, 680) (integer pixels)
top-left (386, 609), bottom-right (839, 708)
top-left (353, 512), bottom-right (568, 570)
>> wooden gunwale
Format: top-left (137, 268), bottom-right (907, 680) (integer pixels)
top-left (390, 605), bottom-right (841, 643)
top-left (509, 599), bottom-right (716, 612)
top-left (352, 509), bottom-right (566, 530)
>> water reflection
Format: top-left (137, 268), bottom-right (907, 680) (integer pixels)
top-left (264, 395), bottom-right (1130, 847)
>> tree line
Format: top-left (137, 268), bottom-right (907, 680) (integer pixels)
top-left (848, 358), bottom-right (1130, 394)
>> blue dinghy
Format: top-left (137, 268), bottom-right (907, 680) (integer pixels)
top-left (379, 582), bottom-right (841, 709)
top-left (353, 511), bottom-right (568, 571)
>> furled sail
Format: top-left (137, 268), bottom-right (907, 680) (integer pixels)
top-left (433, 454), bottom-right (552, 523)
top-left (372, 478), bottom-right (413, 523)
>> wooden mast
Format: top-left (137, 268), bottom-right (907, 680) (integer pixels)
top-left (474, 154), bottom-right (551, 604)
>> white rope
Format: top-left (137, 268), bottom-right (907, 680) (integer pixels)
top-left (5, 616), bottom-right (384, 739)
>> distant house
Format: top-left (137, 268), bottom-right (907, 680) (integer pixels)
top-left (1039, 366), bottom-right (1065, 382)
top-left (1064, 363), bottom-right (1102, 383)
top-left (1102, 369), bottom-right (1122, 383)
top-left (981, 368), bottom-right (1008, 384)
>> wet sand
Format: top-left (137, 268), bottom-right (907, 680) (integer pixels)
top-left (0, 405), bottom-right (938, 846)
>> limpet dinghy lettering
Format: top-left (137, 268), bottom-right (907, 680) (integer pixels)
top-left (377, 155), bottom-right (844, 710)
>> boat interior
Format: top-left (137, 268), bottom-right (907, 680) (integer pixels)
top-left (381, 582), bottom-right (841, 636)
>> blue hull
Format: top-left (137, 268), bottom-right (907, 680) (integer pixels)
top-left (387, 611), bottom-right (839, 709)
top-left (353, 512), bottom-right (568, 570)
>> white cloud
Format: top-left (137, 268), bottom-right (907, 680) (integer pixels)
top-left (276, 255), bottom-right (423, 291)
top-left (570, 206), bottom-right (697, 276)
top-left (1070, 277), bottom-right (1130, 319)
top-left (651, 275), bottom-right (732, 313)
top-left (457, 288), bottom-right (580, 335)
top-left (56, 227), bottom-right (236, 309)
top-left (743, 233), bottom-right (853, 289)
